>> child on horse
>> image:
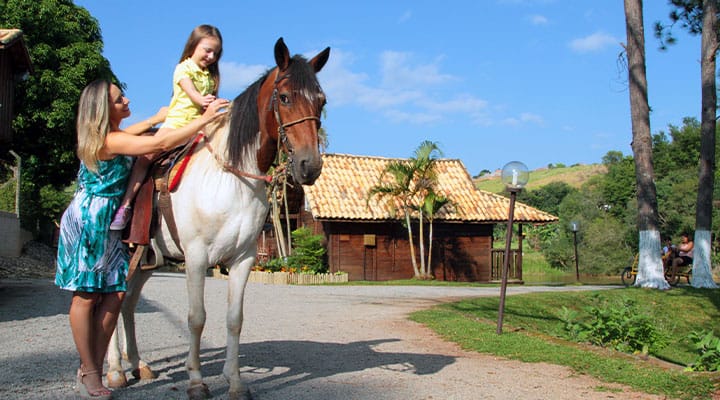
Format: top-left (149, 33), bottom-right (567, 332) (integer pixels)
top-left (110, 24), bottom-right (226, 230)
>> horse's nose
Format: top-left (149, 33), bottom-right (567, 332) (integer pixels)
top-left (298, 157), bottom-right (323, 184)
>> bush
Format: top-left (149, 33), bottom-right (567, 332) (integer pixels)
top-left (287, 227), bottom-right (327, 273)
top-left (559, 294), bottom-right (667, 356)
top-left (261, 227), bottom-right (327, 274)
top-left (686, 330), bottom-right (720, 372)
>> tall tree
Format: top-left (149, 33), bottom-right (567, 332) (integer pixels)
top-left (0, 0), bottom-right (117, 230)
top-left (693, 0), bottom-right (719, 287)
top-left (656, 0), bottom-right (719, 288)
top-left (624, 0), bottom-right (669, 289)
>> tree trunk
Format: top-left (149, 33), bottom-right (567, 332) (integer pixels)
top-left (404, 210), bottom-right (420, 278)
top-left (418, 212), bottom-right (427, 278)
top-left (427, 219), bottom-right (434, 279)
top-left (692, 0), bottom-right (719, 288)
top-left (624, 0), bottom-right (669, 289)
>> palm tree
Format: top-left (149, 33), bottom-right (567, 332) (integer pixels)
top-left (368, 158), bottom-right (422, 277)
top-left (410, 141), bottom-right (443, 278)
top-left (368, 141), bottom-right (443, 279)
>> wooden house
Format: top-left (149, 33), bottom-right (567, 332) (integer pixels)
top-left (261, 153), bottom-right (557, 282)
top-left (0, 29), bottom-right (33, 144)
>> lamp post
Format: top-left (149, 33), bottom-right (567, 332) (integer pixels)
top-left (571, 221), bottom-right (580, 281)
top-left (496, 161), bottom-right (529, 335)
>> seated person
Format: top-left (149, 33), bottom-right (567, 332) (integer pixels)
top-left (661, 237), bottom-right (676, 269)
top-left (672, 232), bottom-right (694, 268)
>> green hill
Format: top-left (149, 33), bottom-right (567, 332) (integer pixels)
top-left (473, 164), bottom-right (607, 193)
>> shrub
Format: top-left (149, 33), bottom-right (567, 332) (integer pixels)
top-left (686, 330), bottom-right (720, 372)
top-left (559, 294), bottom-right (667, 356)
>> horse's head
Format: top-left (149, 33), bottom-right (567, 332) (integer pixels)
top-left (260, 38), bottom-right (330, 185)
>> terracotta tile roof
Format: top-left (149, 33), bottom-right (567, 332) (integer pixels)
top-left (303, 153), bottom-right (558, 224)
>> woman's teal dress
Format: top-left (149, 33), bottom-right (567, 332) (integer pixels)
top-left (55, 156), bottom-right (133, 293)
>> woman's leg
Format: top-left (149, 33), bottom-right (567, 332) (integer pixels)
top-left (69, 292), bottom-right (110, 394)
top-left (93, 292), bottom-right (126, 370)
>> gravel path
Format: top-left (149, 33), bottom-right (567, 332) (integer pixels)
top-left (0, 268), bottom-right (668, 400)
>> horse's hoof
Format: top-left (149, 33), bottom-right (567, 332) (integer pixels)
top-left (106, 370), bottom-right (128, 388)
top-left (228, 388), bottom-right (253, 400)
top-left (132, 365), bottom-right (155, 380)
top-left (187, 383), bottom-right (210, 400)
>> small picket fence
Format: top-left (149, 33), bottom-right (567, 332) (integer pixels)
top-left (213, 269), bottom-right (348, 285)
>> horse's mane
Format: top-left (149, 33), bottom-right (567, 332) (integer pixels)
top-left (227, 54), bottom-right (323, 169)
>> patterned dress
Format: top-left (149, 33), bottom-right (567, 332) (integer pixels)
top-left (55, 156), bottom-right (133, 293)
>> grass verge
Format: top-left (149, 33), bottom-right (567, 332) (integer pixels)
top-left (410, 287), bottom-right (720, 400)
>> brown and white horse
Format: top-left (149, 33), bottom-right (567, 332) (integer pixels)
top-left (106, 38), bottom-right (329, 400)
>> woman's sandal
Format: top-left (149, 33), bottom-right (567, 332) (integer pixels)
top-left (77, 369), bottom-right (112, 400)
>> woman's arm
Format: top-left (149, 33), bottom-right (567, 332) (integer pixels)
top-left (123, 107), bottom-right (169, 135)
top-left (100, 99), bottom-right (229, 158)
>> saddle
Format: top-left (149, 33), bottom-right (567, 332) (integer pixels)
top-left (123, 134), bottom-right (204, 278)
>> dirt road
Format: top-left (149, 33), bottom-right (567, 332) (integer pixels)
top-left (0, 273), bottom-right (666, 399)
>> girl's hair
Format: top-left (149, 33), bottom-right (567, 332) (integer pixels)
top-left (179, 24), bottom-right (223, 95)
top-left (76, 80), bottom-right (111, 173)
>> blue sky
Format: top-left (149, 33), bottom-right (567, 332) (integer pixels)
top-left (74, 0), bottom-right (701, 176)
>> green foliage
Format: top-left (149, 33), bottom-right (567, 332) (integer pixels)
top-left (286, 227), bottom-right (327, 273)
top-left (0, 179), bottom-right (16, 213)
top-left (559, 294), bottom-right (667, 356)
top-left (518, 181), bottom-right (577, 216)
top-left (686, 330), bottom-right (720, 372)
top-left (1, 0), bottom-right (118, 232)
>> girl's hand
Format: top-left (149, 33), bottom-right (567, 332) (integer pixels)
top-left (200, 94), bottom-right (217, 109)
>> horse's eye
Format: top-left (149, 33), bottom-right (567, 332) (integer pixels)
top-left (279, 93), bottom-right (290, 105)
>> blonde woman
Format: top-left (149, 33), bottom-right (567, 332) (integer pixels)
top-left (55, 79), bottom-right (228, 399)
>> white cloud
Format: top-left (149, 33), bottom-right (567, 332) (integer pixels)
top-left (569, 32), bottom-right (619, 53)
top-left (305, 47), bottom-right (524, 127)
top-left (219, 61), bottom-right (268, 93)
top-left (398, 10), bottom-right (412, 23)
top-left (380, 51), bottom-right (456, 88)
top-left (529, 14), bottom-right (548, 25)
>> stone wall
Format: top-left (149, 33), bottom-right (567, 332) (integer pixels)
top-left (0, 211), bottom-right (30, 257)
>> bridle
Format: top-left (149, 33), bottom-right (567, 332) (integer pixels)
top-left (201, 67), bottom-right (323, 184)
top-left (269, 69), bottom-right (323, 168)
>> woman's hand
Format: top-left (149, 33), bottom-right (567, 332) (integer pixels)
top-left (200, 98), bottom-right (230, 123)
top-left (150, 106), bottom-right (169, 125)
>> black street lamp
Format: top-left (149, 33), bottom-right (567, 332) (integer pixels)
top-left (497, 161), bottom-right (529, 335)
top-left (571, 221), bottom-right (580, 281)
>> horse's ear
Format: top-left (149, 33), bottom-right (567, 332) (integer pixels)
top-left (309, 47), bottom-right (330, 73)
top-left (274, 37), bottom-right (290, 71)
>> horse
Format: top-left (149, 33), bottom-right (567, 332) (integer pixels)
top-left (106, 37), bottom-right (330, 400)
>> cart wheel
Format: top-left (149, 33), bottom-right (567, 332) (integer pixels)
top-left (665, 267), bottom-right (680, 286)
top-left (621, 267), bottom-right (635, 287)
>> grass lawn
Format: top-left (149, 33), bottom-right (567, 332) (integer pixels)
top-left (410, 286), bottom-right (720, 400)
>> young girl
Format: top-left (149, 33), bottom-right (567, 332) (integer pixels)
top-left (56, 80), bottom-right (228, 399)
top-left (110, 24), bottom-right (224, 230)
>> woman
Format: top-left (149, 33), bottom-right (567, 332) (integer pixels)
top-left (55, 79), bottom-right (228, 399)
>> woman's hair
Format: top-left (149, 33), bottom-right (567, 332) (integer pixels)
top-left (179, 24), bottom-right (223, 95)
top-left (76, 80), bottom-right (111, 173)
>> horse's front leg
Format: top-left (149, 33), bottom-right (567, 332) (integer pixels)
top-left (184, 257), bottom-right (210, 400)
top-left (223, 257), bottom-right (254, 400)
top-left (107, 268), bottom-right (155, 388)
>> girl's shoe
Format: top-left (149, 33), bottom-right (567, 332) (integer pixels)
top-left (77, 369), bottom-right (112, 400)
top-left (109, 206), bottom-right (131, 231)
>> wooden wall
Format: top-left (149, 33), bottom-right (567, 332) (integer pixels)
top-left (321, 220), bottom-right (493, 282)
